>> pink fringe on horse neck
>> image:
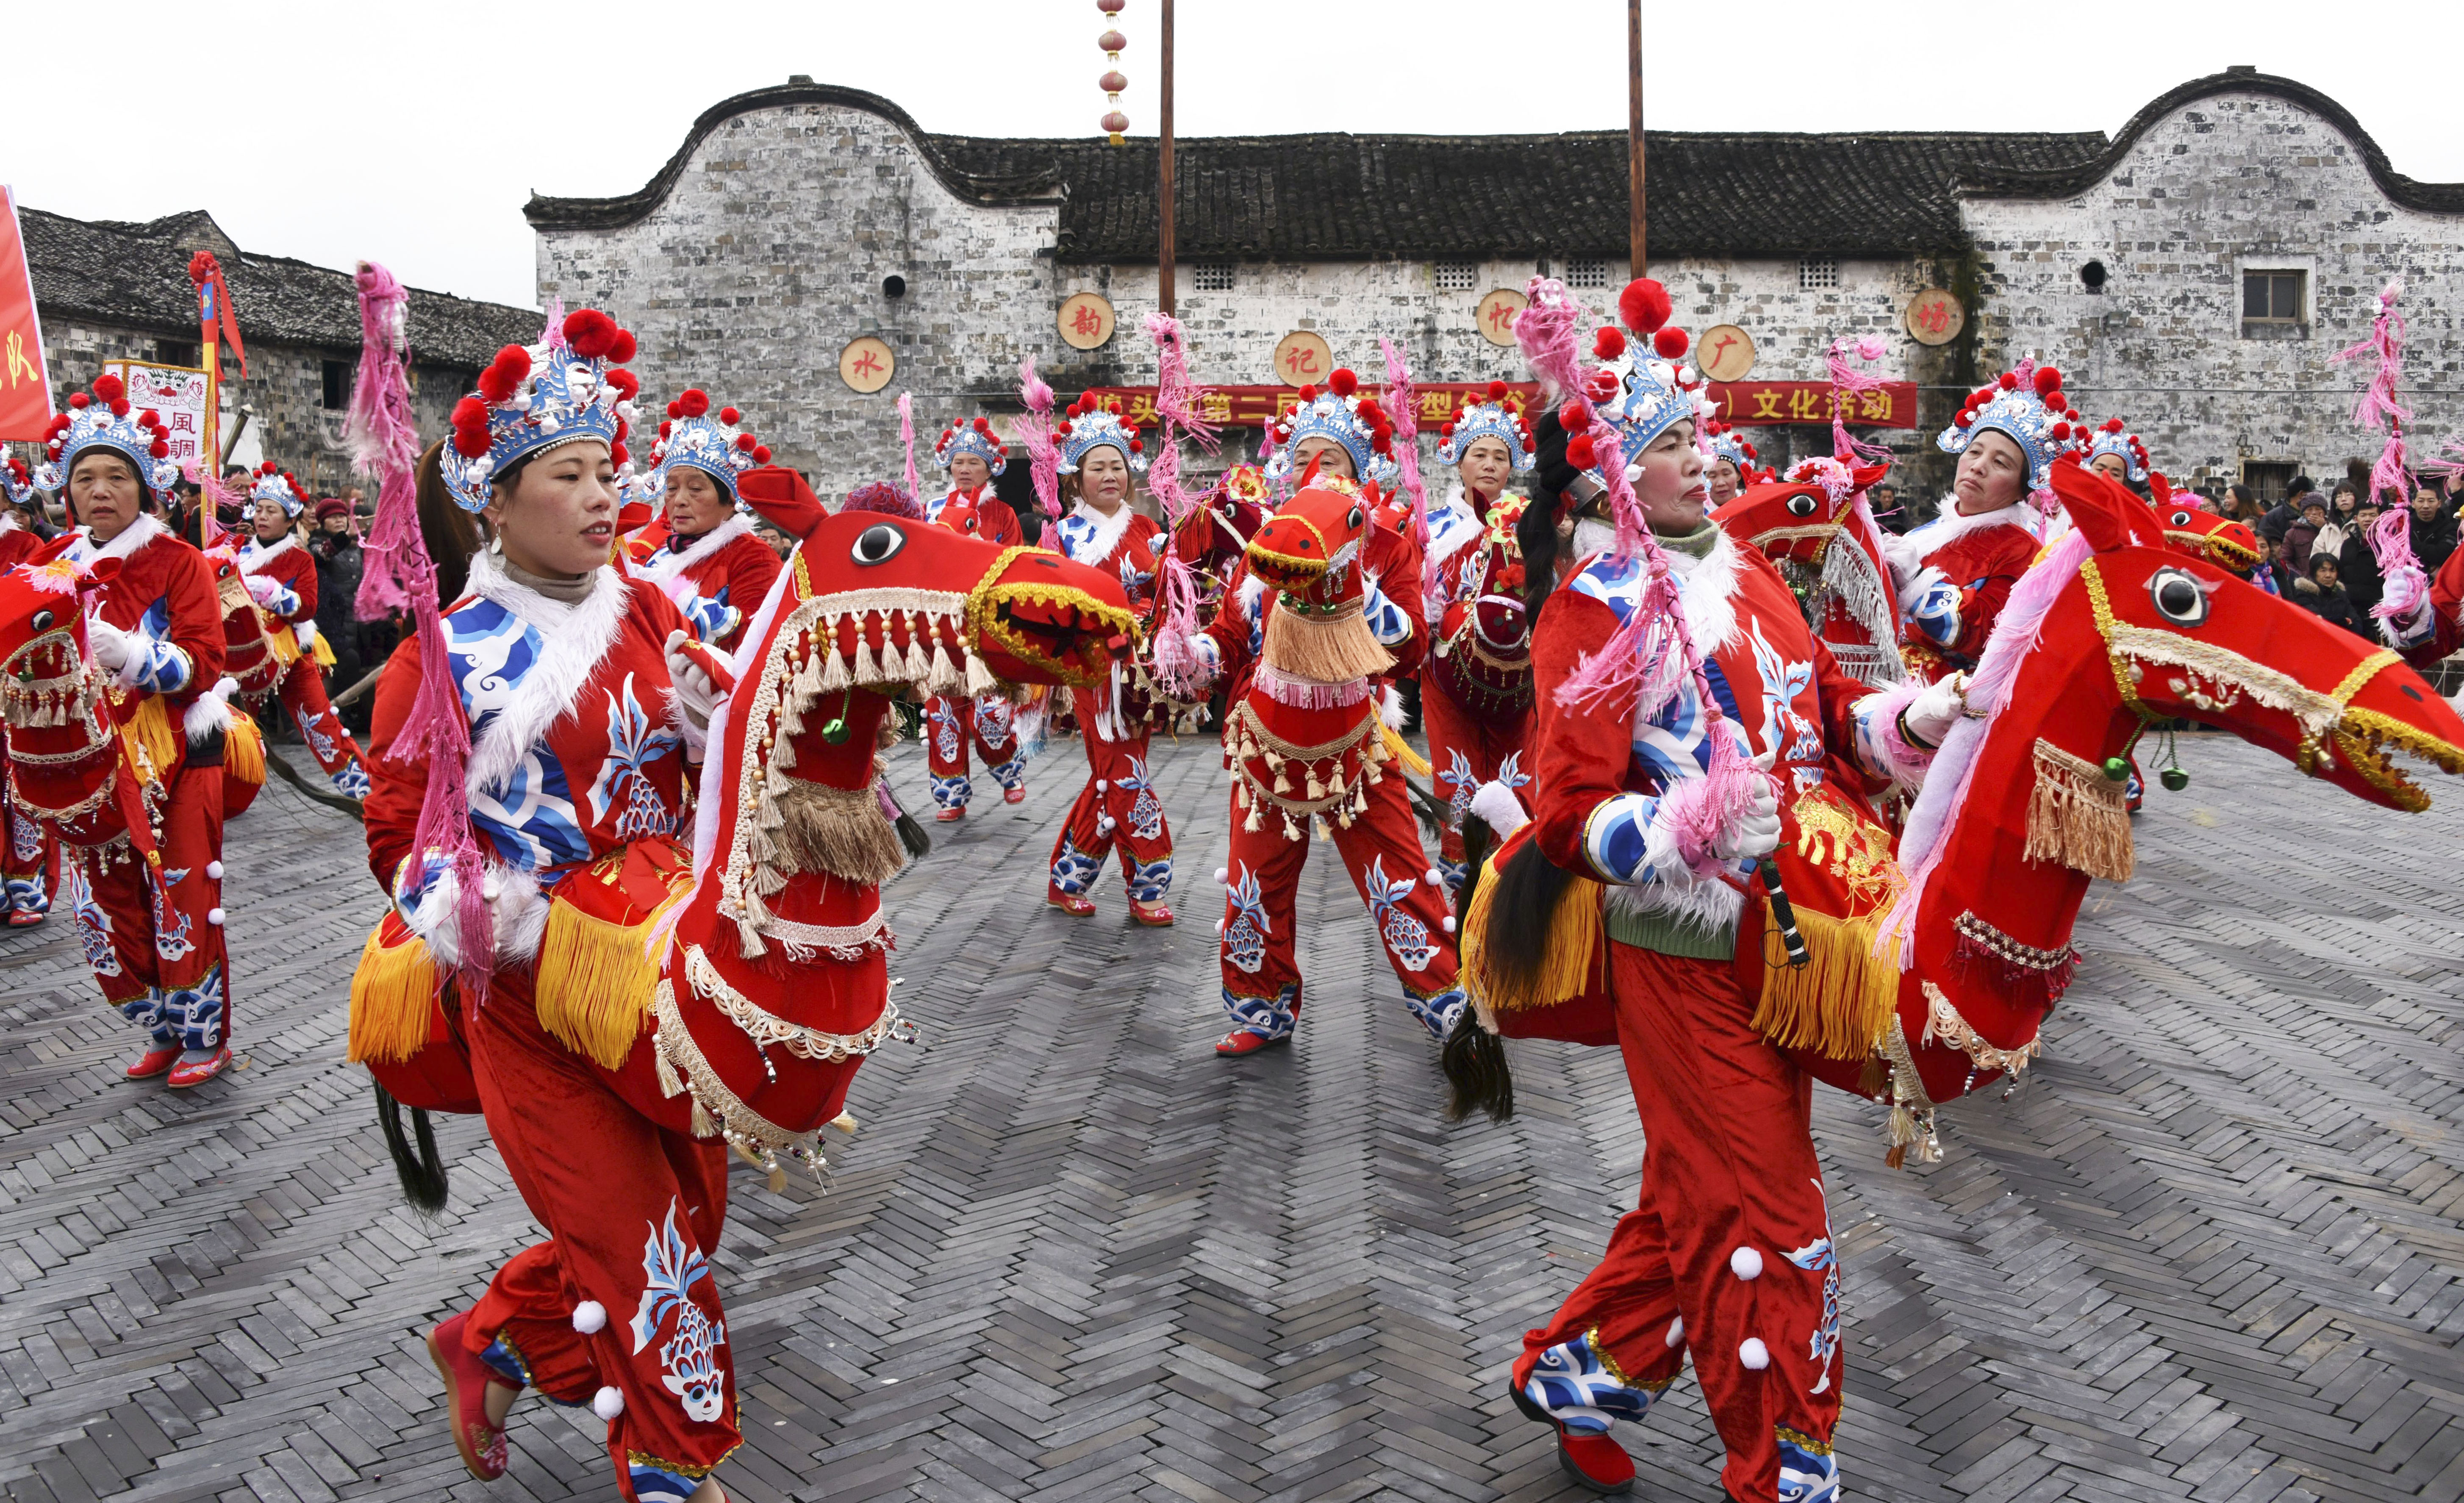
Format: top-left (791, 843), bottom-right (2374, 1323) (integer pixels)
top-left (1513, 275), bottom-right (1587, 402)
top-left (1017, 357), bottom-right (1062, 521)
top-left (347, 260), bottom-right (491, 998)
top-left (1141, 312), bottom-right (1220, 528)
top-left (2334, 282), bottom-right (2426, 621)
top-left (1380, 338), bottom-right (1430, 555)
top-left (1827, 334), bottom-right (1894, 466)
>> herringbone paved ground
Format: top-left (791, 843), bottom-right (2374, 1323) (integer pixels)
top-left (1, 731), bottom-right (2461, 1503)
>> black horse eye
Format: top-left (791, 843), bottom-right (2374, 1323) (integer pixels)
top-left (1786, 494), bottom-right (1816, 517)
top-left (851, 524), bottom-right (905, 566)
top-left (2170, 510), bottom-right (2193, 527)
top-left (1347, 505), bottom-right (1365, 530)
top-left (2148, 566), bottom-right (2209, 628)
top-left (29, 610), bottom-right (52, 632)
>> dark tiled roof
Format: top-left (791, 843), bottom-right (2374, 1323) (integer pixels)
top-left (21, 207), bottom-right (543, 370)
top-left (523, 80), bottom-right (2106, 261)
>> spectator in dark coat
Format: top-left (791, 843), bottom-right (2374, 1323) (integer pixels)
top-left (2301, 553), bottom-right (2367, 637)
top-left (2339, 501), bottom-right (2385, 619)
top-left (2284, 496), bottom-right (2329, 575)
top-left (308, 499), bottom-right (371, 730)
top-left (2408, 484), bottom-right (2458, 575)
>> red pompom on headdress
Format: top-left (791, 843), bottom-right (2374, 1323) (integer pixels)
top-left (678, 389), bottom-right (710, 418)
top-left (1486, 379), bottom-right (1509, 400)
top-left (562, 308), bottom-right (619, 359)
top-left (1618, 278), bottom-right (1673, 335)
top-left (1593, 327), bottom-right (1626, 361)
top-left (1327, 368), bottom-right (1358, 397)
top-left (1652, 328), bottom-right (1689, 360)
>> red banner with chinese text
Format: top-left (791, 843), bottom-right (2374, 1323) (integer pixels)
top-left (0, 186), bottom-right (54, 442)
top-left (1707, 380), bottom-right (1917, 428)
top-left (1078, 383), bottom-right (1542, 431)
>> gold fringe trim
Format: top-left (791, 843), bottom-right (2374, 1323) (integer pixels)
top-left (534, 898), bottom-right (679, 1071)
top-left (1460, 851), bottom-right (1604, 1021)
top-left (771, 777), bottom-right (905, 886)
top-left (1378, 721), bottom-right (1432, 779)
top-left (2024, 739), bottom-right (2133, 881)
top-left (224, 712), bottom-right (266, 788)
top-left (1752, 901), bottom-right (1902, 1061)
top-left (1260, 597), bottom-right (1394, 685)
top-left (122, 695), bottom-right (179, 788)
top-left (346, 925), bottom-right (438, 1065)
top-left (266, 624), bottom-right (302, 668)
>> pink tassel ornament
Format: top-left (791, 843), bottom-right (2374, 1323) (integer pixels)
top-left (1514, 275), bottom-right (1589, 402)
top-left (1145, 552), bottom-right (1208, 700)
top-left (1826, 334), bottom-right (1894, 466)
top-left (1379, 338), bottom-right (1430, 552)
top-left (2334, 281), bottom-right (2428, 621)
top-left (1018, 357), bottom-right (1063, 521)
top-left (1141, 313), bottom-right (1219, 527)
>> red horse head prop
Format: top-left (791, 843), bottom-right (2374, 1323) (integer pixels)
top-left (2145, 478), bottom-right (2262, 575)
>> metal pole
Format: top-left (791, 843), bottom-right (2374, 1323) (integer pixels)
top-left (1628, 0), bottom-right (1645, 278)
top-left (1159, 0), bottom-right (1177, 316)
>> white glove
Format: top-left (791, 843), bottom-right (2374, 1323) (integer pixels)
top-left (293, 618), bottom-right (319, 650)
top-left (665, 628), bottom-right (719, 732)
top-left (1708, 746), bottom-right (1783, 863)
top-left (243, 573), bottom-right (283, 605)
top-left (1467, 779), bottom-right (1529, 837)
top-left (1901, 674), bottom-right (1965, 749)
top-left (88, 619), bottom-right (131, 675)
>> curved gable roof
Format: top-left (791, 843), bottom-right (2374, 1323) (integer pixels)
top-left (1956, 68), bottom-right (2464, 213)
top-left (523, 78), bottom-right (2104, 261)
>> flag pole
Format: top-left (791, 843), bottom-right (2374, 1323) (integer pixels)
top-left (1158, 0), bottom-right (1176, 317)
top-left (1628, 0), bottom-right (1646, 278)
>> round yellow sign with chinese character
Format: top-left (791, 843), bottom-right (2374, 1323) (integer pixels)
top-left (1904, 289), bottom-right (1965, 347)
top-left (1058, 292), bottom-right (1117, 351)
top-left (1475, 289), bottom-right (1529, 348)
top-left (1271, 330), bottom-right (1333, 387)
top-left (839, 336), bottom-right (895, 394)
top-left (1695, 324), bottom-right (1756, 383)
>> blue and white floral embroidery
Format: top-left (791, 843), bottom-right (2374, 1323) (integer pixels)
top-left (588, 674), bottom-right (682, 840)
top-left (1403, 984), bottom-right (1465, 1040)
top-left (1222, 864), bottom-right (1270, 973)
top-left (1125, 855), bottom-right (1172, 903)
top-left (1787, 1179), bottom-right (1842, 1395)
top-left (629, 1198), bottom-right (727, 1424)
top-left (1119, 757), bottom-right (1164, 840)
top-left (1050, 835), bottom-right (1102, 895)
top-left (1221, 981), bottom-right (1299, 1041)
top-left (1748, 619), bottom-right (1821, 768)
top-left (1361, 855), bottom-right (1435, 971)
top-left (149, 867), bottom-right (193, 962)
top-left (1521, 1332), bottom-right (1660, 1435)
top-left (1777, 1427), bottom-right (1840, 1503)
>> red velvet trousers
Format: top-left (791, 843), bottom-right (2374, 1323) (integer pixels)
top-left (1420, 679), bottom-right (1529, 874)
top-left (260, 657), bottom-right (368, 796)
top-left (463, 972), bottom-right (739, 1502)
top-left (1516, 941), bottom-right (1842, 1501)
top-left (66, 751), bottom-right (230, 1050)
top-left (1046, 687), bottom-right (1172, 903)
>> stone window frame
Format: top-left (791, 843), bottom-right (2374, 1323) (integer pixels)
top-left (1563, 260), bottom-right (1610, 290)
top-left (1432, 261), bottom-right (1478, 293)
top-left (1192, 264), bottom-right (1237, 292)
top-left (1798, 257), bottom-right (1841, 291)
top-left (2235, 255), bottom-right (2313, 340)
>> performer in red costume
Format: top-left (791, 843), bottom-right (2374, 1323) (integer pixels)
top-left (1043, 398), bottom-right (1175, 924)
top-left (236, 463), bottom-right (371, 797)
top-left (0, 453), bottom-right (60, 923)
top-left (32, 375), bottom-right (236, 1087)
top-left (363, 311), bottom-right (756, 1503)
top-left (1424, 387), bottom-right (1538, 887)
top-left (635, 390), bottom-right (781, 653)
top-left (1480, 278), bottom-right (1959, 1499)
top-left (1174, 467), bottom-right (1461, 1056)
top-left (1881, 362), bottom-right (2079, 682)
top-left (922, 416), bottom-right (1027, 819)
top-left (1701, 418), bottom-right (1760, 508)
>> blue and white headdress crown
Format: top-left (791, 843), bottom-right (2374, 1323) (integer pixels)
top-left (1702, 419), bottom-right (1758, 473)
top-left (649, 389), bottom-right (769, 507)
top-left (1055, 396), bottom-right (1149, 477)
top-left (2084, 418), bottom-right (2149, 484)
top-left (1263, 367), bottom-right (1398, 487)
top-left (3, 451), bottom-right (39, 509)
top-left (247, 461), bottom-right (310, 518)
top-left (1581, 347), bottom-right (1714, 487)
top-left (440, 308), bottom-right (641, 513)
top-left (34, 373), bottom-right (180, 499)
top-left (935, 416), bottom-right (1009, 476)
top-left (1436, 383), bottom-right (1535, 472)
top-left (1938, 359), bottom-right (2081, 496)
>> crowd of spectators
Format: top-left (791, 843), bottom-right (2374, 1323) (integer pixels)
top-left (2195, 463), bottom-right (2462, 644)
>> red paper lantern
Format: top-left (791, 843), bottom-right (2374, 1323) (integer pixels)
top-left (1102, 110), bottom-right (1129, 137)
top-left (1100, 70), bottom-right (1127, 93)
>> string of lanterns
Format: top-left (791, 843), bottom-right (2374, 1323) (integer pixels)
top-left (1098, 0), bottom-right (1128, 145)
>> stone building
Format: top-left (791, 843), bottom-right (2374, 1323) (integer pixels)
top-left (529, 67), bottom-right (2461, 508)
top-left (21, 208), bottom-right (541, 495)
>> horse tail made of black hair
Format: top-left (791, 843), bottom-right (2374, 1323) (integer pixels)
top-left (1440, 814), bottom-right (1515, 1123)
top-left (374, 1081), bottom-right (450, 1214)
top-left (876, 776), bottom-right (932, 860)
top-left (1522, 404), bottom-right (1576, 631)
top-left (1481, 838), bottom-right (1585, 1009)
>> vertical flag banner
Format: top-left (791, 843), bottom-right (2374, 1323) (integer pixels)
top-left (0, 186), bottom-right (54, 441)
top-left (188, 250), bottom-right (246, 378)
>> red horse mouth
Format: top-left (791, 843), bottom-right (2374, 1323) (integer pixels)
top-left (975, 579), bottom-right (1139, 686)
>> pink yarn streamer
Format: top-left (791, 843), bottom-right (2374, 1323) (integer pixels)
top-left (1827, 335), bottom-right (1894, 465)
top-left (348, 260), bottom-right (489, 998)
top-left (1513, 275), bottom-right (1588, 402)
top-left (194, 469), bottom-right (242, 552)
top-left (1141, 312), bottom-right (1221, 527)
top-left (1379, 338), bottom-right (1430, 553)
top-left (1146, 552), bottom-right (1207, 699)
top-left (2333, 282), bottom-right (2428, 619)
top-left (1017, 358), bottom-right (1062, 521)
top-left (896, 393), bottom-right (921, 512)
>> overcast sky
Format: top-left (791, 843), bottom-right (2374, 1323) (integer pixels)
top-left (5, 0), bottom-right (2457, 311)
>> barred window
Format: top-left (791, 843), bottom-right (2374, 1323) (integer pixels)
top-left (1798, 257), bottom-right (1840, 291)
top-left (1193, 264), bottom-right (1236, 292)
top-left (2242, 269), bottom-right (2304, 322)
top-left (1564, 259), bottom-right (1610, 289)
top-left (1433, 262), bottom-right (1477, 292)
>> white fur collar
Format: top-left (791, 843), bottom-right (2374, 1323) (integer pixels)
top-left (640, 511), bottom-right (752, 584)
top-left (1883, 500), bottom-right (2033, 585)
top-left (1569, 523), bottom-right (1742, 657)
top-left (1429, 485), bottom-right (1485, 557)
top-left (237, 533), bottom-right (298, 573)
top-left (67, 513), bottom-right (166, 567)
top-left (1060, 500), bottom-right (1136, 565)
top-left (460, 549), bottom-right (633, 798)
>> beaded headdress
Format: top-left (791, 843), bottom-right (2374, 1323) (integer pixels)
top-left (439, 308), bottom-right (642, 512)
top-left (935, 416), bottom-right (1009, 476)
top-left (1436, 381), bottom-right (1535, 472)
top-left (1263, 368), bottom-right (1397, 487)
top-left (649, 389), bottom-right (771, 506)
top-left (1055, 397), bottom-right (1148, 477)
top-left (33, 373), bottom-right (181, 499)
top-left (1937, 360), bottom-right (2082, 496)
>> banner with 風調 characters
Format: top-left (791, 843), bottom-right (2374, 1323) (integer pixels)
top-left (104, 362), bottom-right (214, 474)
top-left (0, 186), bottom-right (53, 441)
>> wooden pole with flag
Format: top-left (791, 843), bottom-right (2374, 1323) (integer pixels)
top-left (1629, 0), bottom-right (1646, 277)
top-left (1158, 0), bottom-right (1176, 317)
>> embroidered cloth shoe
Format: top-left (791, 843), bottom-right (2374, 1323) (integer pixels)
top-left (7, 907), bottom-right (45, 928)
top-left (167, 1046), bottom-right (231, 1089)
top-left (1003, 785), bottom-right (1027, 804)
top-left (1046, 887), bottom-right (1096, 917)
top-left (935, 807), bottom-right (966, 824)
top-left (124, 1043), bottom-right (181, 1080)
top-left (1213, 1029), bottom-right (1289, 1058)
top-left (1512, 1383), bottom-right (1637, 1495)
top-left (1129, 900), bottom-right (1175, 927)
top-left (427, 1314), bottom-right (511, 1481)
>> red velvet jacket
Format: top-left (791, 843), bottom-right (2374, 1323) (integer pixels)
top-left (69, 514), bottom-right (225, 724)
top-left (237, 533), bottom-right (318, 626)
top-left (1883, 506), bottom-right (2040, 679)
top-left (637, 513), bottom-right (782, 654)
